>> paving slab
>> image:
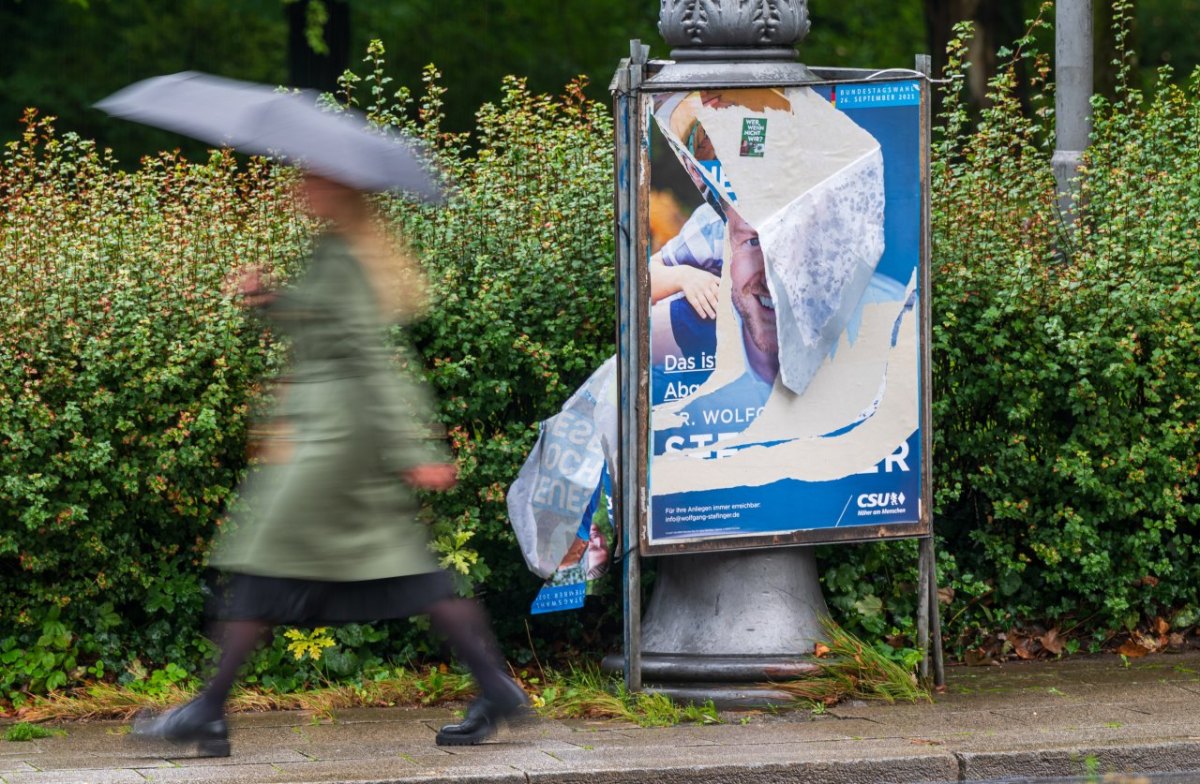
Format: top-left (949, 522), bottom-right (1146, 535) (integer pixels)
top-left (135, 764), bottom-right (287, 784)
top-left (271, 760), bottom-right (527, 783)
top-left (0, 761), bottom-right (37, 775)
top-left (611, 717), bottom-right (894, 746)
top-left (6, 753), bottom-right (172, 772)
top-left (956, 740), bottom-right (1200, 780)
top-left (521, 754), bottom-right (960, 784)
top-left (2, 770), bottom-right (147, 784)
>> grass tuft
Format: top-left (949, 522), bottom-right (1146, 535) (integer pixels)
top-left (772, 619), bottom-right (931, 707)
top-left (532, 664), bottom-right (720, 727)
top-left (12, 666), bottom-right (477, 723)
top-left (4, 722), bottom-right (66, 742)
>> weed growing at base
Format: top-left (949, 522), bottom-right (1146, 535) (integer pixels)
top-left (4, 722), bottom-right (65, 742)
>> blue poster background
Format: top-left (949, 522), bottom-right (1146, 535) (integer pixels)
top-left (647, 80), bottom-right (925, 543)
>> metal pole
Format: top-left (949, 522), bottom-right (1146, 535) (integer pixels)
top-left (1053, 0), bottom-right (1094, 218)
top-left (614, 39), bottom-right (649, 694)
top-left (915, 53), bottom-right (941, 688)
top-left (925, 537), bottom-right (946, 688)
top-left (917, 537), bottom-right (931, 682)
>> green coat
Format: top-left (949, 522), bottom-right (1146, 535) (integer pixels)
top-left (210, 235), bottom-right (446, 581)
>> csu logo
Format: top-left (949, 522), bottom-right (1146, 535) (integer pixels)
top-left (857, 491), bottom-right (906, 509)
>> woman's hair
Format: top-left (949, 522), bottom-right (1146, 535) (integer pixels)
top-left (302, 174), bottom-right (430, 323)
top-left (348, 221), bottom-right (430, 324)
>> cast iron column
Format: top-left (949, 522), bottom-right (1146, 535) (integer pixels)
top-left (631, 0), bottom-right (829, 708)
top-left (659, 0), bottom-right (811, 60)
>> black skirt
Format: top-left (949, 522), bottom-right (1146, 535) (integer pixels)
top-left (205, 569), bottom-right (456, 626)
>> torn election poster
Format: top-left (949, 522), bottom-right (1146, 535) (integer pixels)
top-left (644, 80), bottom-right (926, 547)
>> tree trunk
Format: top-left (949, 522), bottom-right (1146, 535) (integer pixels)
top-left (925, 0), bottom-right (1041, 112)
top-left (287, 0), bottom-right (351, 93)
top-left (924, 0), bottom-right (955, 80)
top-left (1094, 0), bottom-right (1125, 98)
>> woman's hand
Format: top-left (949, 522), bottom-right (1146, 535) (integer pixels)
top-left (402, 463), bottom-right (458, 491)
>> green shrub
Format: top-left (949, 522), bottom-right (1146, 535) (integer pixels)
top-left (0, 119), bottom-right (310, 702)
top-left (350, 54), bottom-right (617, 646)
top-left (5, 7), bottom-right (1200, 704)
top-left (0, 47), bottom-right (616, 704)
top-left (823, 4), bottom-right (1200, 653)
top-left (931, 6), bottom-right (1200, 646)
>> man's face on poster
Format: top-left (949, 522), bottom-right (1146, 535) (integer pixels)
top-left (727, 208), bottom-right (778, 359)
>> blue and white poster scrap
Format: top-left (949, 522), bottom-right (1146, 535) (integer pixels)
top-left (506, 359), bottom-right (618, 614)
top-left (530, 468), bottom-right (614, 615)
top-left (646, 81), bottom-right (925, 545)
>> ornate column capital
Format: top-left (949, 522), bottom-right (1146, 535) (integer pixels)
top-left (659, 0), bottom-right (811, 61)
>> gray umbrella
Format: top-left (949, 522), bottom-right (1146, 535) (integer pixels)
top-left (96, 71), bottom-right (443, 202)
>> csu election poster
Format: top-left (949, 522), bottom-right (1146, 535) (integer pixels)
top-left (645, 79), bottom-right (926, 547)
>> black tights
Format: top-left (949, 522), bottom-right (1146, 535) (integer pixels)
top-left (426, 598), bottom-right (512, 699)
top-left (192, 599), bottom-right (509, 718)
top-left (193, 620), bottom-right (269, 717)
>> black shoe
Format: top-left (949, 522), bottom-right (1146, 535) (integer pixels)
top-left (131, 699), bottom-right (230, 758)
top-left (435, 680), bottom-right (530, 746)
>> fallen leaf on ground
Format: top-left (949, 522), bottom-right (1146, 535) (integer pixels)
top-left (1012, 635), bottom-right (1037, 660)
top-left (964, 648), bottom-right (999, 666)
top-left (813, 642), bottom-right (831, 658)
top-left (1040, 628), bottom-right (1065, 656)
top-left (1116, 636), bottom-right (1153, 658)
top-left (1137, 631), bottom-right (1163, 652)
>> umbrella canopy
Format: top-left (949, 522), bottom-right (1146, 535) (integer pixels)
top-left (96, 71), bottom-right (443, 202)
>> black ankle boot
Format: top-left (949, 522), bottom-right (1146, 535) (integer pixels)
top-left (132, 698), bottom-right (230, 757)
top-left (435, 679), bottom-right (530, 746)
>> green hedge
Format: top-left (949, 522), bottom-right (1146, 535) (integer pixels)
top-left (931, 20), bottom-right (1200, 641)
top-left (368, 61), bottom-right (619, 645)
top-left (821, 12), bottom-right (1200, 657)
top-left (0, 123), bottom-right (308, 695)
top-left (3, 18), bottom-right (1200, 703)
top-left (0, 51), bottom-right (617, 703)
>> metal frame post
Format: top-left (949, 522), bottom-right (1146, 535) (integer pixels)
top-left (609, 34), bottom-right (946, 698)
top-left (925, 537), bottom-right (946, 687)
top-left (916, 53), bottom-right (945, 690)
top-left (918, 536), bottom-right (946, 687)
top-left (614, 39), bottom-right (650, 694)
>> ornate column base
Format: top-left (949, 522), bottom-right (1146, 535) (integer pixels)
top-left (603, 548), bottom-right (828, 708)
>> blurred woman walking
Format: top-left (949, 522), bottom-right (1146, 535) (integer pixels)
top-left (98, 74), bottom-right (529, 757)
top-left (135, 173), bottom-right (528, 755)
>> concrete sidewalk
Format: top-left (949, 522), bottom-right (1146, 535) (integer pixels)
top-left (3, 653), bottom-right (1200, 784)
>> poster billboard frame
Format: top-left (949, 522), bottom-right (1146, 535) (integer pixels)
top-left (613, 53), bottom-right (944, 693)
top-left (625, 66), bottom-right (935, 558)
